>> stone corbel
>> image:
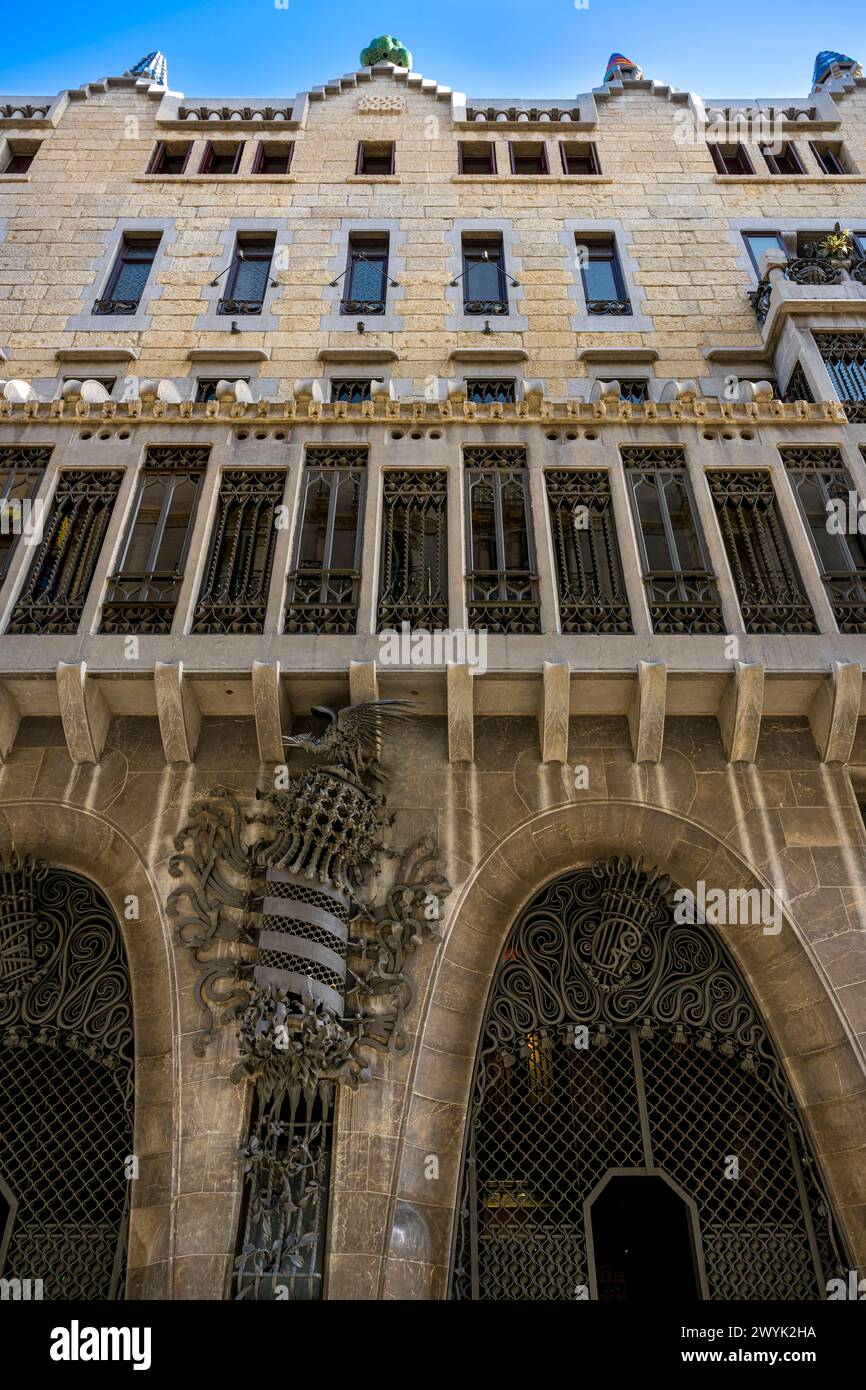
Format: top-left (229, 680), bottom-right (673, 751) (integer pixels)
top-left (349, 658), bottom-right (379, 705)
top-left (718, 661), bottom-right (764, 763)
top-left (251, 660), bottom-right (291, 764)
top-left (809, 661), bottom-right (862, 764)
top-left (538, 661), bottom-right (570, 763)
top-left (154, 661), bottom-right (201, 764)
top-left (0, 682), bottom-right (21, 763)
top-left (628, 660), bottom-right (666, 764)
top-left (56, 660), bottom-right (110, 764)
top-left (447, 662), bottom-right (474, 763)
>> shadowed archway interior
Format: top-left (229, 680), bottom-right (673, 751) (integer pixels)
top-left (450, 856), bottom-right (849, 1301)
top-left (0, 856), bottom-right (133, 1299)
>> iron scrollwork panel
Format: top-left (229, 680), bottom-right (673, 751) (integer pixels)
top-left (464, 445), bottom-right (540, 634)
top-left (544, 470), bottom-right (632, 634)
top-left (378, 469), bottom-right (449, 630)
top-left (813, 332), bottom-right (866, 422)
top-left (192, 468), bottom-right (286, 634)
top-left (781, 445), bottom-right (866, 633)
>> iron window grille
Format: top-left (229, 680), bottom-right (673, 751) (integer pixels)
top-left (192, 468), bottom-right (286, 633)
top-left (707, 469), bottom-right (817, 633)
top-left (198, 141), bottom-right (244, 175)
top-left (466, 378), bottom-right (516, 405)
top-left (560, 141), bottom-right (601, 175)
top-left (100, 446), bottom-right (208, 635)
top-left (0, 446), bottom-right (50, 581)
top-left (458, 142), bottom-right (497, 175)
top-left (339, 238), bottom-right (391, 316)
top-left (464, 445), bottom-right (540, 633)
top-left (251, 142), bottom-right (294, 174)
top-left (760, 143), bottom-right (804, 175)
top-left (708, 142), bottom-right (755, 175)
top-left (545, 470), bottom-right (632, 633)
top-left (378, 468), bottom-right (449, 630)
top-left (92, 235), bottom-right (161, 316)
top-left (217, 237), bottom-right (277, 316)
top-left (146, 140), bottom-right (191, 175)
top-left (195, 377), bottom-right (250, 404)
top-left (781, 362), bottom-right (814, 403)
top-left (781, 445), bottom-right (866, 633)
top-left (602, 378), bottom-right (649, 404)
top-left (813, 332), bottom-right (866, 422)
top-left (508, 142), bottom-right (549, 175)
top-left (6, 469), bottom-right (123, 634)
top-left (809, 141), bottom-right (848, 175)
top-left (623, 446), bottom-right (725, 634)
top-left (460, 238), bottom-right (511, 316)
top-left (579, 238), bottom-right (631, 315)
top-left (329, 378), bottom-right (380, 404)
top-left (285, 446), bottom-right (367, 634)
top-left (0, 862), bottom-right (134, 1301)
top-left (355, 141), bottom-right (395, 176)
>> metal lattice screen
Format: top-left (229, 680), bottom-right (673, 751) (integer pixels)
top-left (451, 860), bottom-right (847, 1301)
top-left (0, 860), bottom-right (133, 1300)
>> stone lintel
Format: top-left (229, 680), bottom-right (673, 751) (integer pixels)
top-left (628, 660), bottom-right (666, 764)
top-left (56, 660), bottom-right (110, 764)
top-left (447, 662), bottom-right (474, 763)
top-left (718, 661), bottom-right (764, 763)
top-left (809, 660), bottom-right (862, 763)
top-left (154, 661), bottom-right (201, 764)
top-left (349, 658), bottom-right (379, 705)
top-left (251, 659), bottom-right (291, 764)
top-left (538, 661), bottom-right (570, 763)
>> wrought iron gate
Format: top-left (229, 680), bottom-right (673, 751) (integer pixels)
top-left (0, 856), bottom-right (134, 1299)
top-left (451, 858), bottom-right (847, 1301)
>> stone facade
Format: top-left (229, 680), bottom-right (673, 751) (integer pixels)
top-left (0, 45), bottom-right (865, 1301)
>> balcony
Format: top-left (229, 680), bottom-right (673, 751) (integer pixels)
top-left (749, 238), bottom-right (866, 342)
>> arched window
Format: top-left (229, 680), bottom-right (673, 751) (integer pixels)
top-left (450, 857), bottom-right (848, 1300)
top-left (0, 856), bottom-right (133, 1299)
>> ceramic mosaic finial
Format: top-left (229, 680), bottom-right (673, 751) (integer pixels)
top-left (125, 51), bottom-right (168, 87)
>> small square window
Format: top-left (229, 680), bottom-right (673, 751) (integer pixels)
top-left (709, 143), bottom-right (754, 175)
top-left (601, 378), bottom-right (648, 404)
top-left (356, 142), bottom-right (395, 175)
top-left (3, 142), bottom-right (40, 174)
top-left (198, 142), bottom-right (243, 175)
top-left (330, 378), bottom-right (381, 403)
top-left (196, 377), bottom-right (250, 403)
top-left (761, 143), bottom-right (804, 176)
top-left (810, 141), bottom-right (849, 175)
top-left (560, 141), bottom-right (600, 175)
top-left (509, 142), bottom-right (549, 175)
top-left (459, 142), bottom-right (496, 175)
top-left (252, 142), bottom-right (293, 175)
top-left (147, 141), bottom-right (192, 175)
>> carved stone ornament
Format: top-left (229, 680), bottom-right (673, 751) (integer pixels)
top-left (168, 701), bottom-right (452, 1100)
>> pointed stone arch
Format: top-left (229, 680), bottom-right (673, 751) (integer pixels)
top-left (377, 800), bottom-right (866, 1298)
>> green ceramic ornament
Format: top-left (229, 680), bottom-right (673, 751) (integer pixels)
top-left (360, 36), bottom-right (413, 70)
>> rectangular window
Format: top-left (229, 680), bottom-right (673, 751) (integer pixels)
top-left (100, 446), bottom-right (207, 634)
top-left (760, 143), bottom-right (804, 175)
top-left (218, 236), bottom-right (276, 316)
top-left (92, 235), bottom-right (161, 316)
top-left (340, 235), bottom-right (390, 316)
top-left (464, 444), bottom-right (540, 633)
top-left (356, 141), bottom-right (395, 175)
top-left (285, 446), bottom-right (367, 635)
top-left (709, 143), bottom-right (755, 175)
top-left (813, 332), bottom-right (866, 421)
top-left (602, 378), bottom-right (649, 404)
top-left (579, 237), bottom-right (630, 315)
top-left (6, 469), bottom-right (123, 634)
top-left (461, 236), bottom-right (510, 316)
top-left (0, 446), bottom-right (50, 581)
top-left (458, 142), bottom-right (497, 175)
top-left (545, 470), bottom-right (631, 633)
top-left (330, 378), bottom-right (379, 403)
top-left (146, 141), bottom-right (192, 175)
top-left (251, 142), bottom-right (294, 174)
top-left (192, 468), bottom-right (286, 633)
top-left (743, 231), bottom-right (786, 275)
top-left (782, 445), bottom-right (866, 633)
top-left (707, 469), bottom-right (816, 633)
top-left (378, 469), bottom-right (448, 630)
top-left (622, 446), bottom-right (724, 634)
top-left (560, 141), bottom-right (600, 175)
top-left (3, 142), bottom-right (40, 173)
top-left (508, 142), bottom-right (548, 175)
top-left (195, 377), bottom-right (250, 403)
top-left (810, 141), bottom-right (848, 175)
top-left (198, 142), bottom-right (243, 175)
top-left (466, 378), bottom-right (516, 404)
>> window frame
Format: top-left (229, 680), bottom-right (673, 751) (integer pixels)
top-left (218, 235), bottom-right (277, 316)
top-left (251, 141), bottom-right (294, 175)
top-left (508, 141), bottom-right (549, 176)
top-left (146, 141), bottom-right (192, 175)
top-left (560, 141), bottom-right (601, 175)
top-left (341, 235), bottom-right (391, 316)
top-left (579, 237), bottom-right (630, 314)
top-left (355, 141), bottom-right (396, 176)
top-left (742, 230), bottom-right (787, 275)
top-left (809, 141), bottom-right (847, 175)
top-left (198, 141), bottom-right (244, 175)
top-left (458, 141), bottom-right (497, 175)
top-left (709, 142), bottom-right (755, 175)
top-left (93, 234), bottom-right (162, 316)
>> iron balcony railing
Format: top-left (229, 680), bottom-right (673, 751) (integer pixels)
top-left (285, 567), bottom-right (361, 635)
top-left (92, 298), bottom-right (140, 316)
top-left (217, 297), bottom-right (264, 315)
top-left (750, 251), bottom-right (866, 326)
top-left (100, 570), bottom-right (184, 635)
top-left (466, 568), bottom-right (540, 634)
top-left (586, 297), bottom-right (632, 316)
top-left (339, 297), bottom-right (386, 315)
top-left (643, 568), bottom-right (725, 635)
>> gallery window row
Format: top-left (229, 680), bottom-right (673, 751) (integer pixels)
top-left (2, 442), bottom-right (864, 639)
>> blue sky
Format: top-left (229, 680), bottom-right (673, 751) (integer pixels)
top-left (0, 0), bottom-right (863, 101)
